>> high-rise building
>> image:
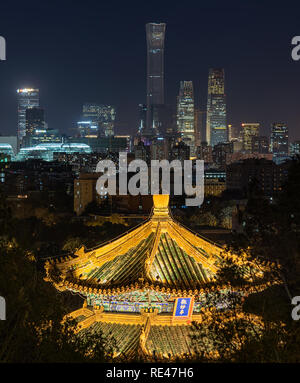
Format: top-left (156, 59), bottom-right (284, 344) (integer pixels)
top-left (228, 124), bottom-right (240, 141)
top-left (176, 81), bottom-right (195, 154)
top-left (138, 104), bottom-right (147, 134)
top-left (206, 69), bottom-right (227, 147)
top-left (17, 88), bottom-right (39, 141)
top-left (252, 136), bottom-right (269, 154)
top-left (241, 123), bottom-right (260, 152)
top-left (290, 140), bottom-right (300, 156)
top-left (194, 109), bottom-right (205, 147)
top-left (270, 123), bottom-right (289, 159)
top-left (82, 103), bottom-right (116, 137)
top-left (23, 107), bottom-right (45, 147)
top-left (25, 107), bottom-right (44, 136)
top-left (82, 103), bottom-right (100, 123)
top-left (145, 23), bottom-right (166, 137)
top-left (98, 105), bottom-right (116, 137)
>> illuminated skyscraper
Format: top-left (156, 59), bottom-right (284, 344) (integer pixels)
top-left (252, 136), bottom-right (269, 154)
top-left (82, 103), bottom-right (116, 137)
top-left (145, 22), bottom-right (166, 137)
top-left (241, 123), bottom-right (260, 152)
top-left (83, 103), bottom-right (100, 123)
top-left (194, 109), bottom-right (205, 147)
top-left (17, 88), bottom-right (39, 141)
top-left (138, 104), bottom-right (147, 134)
top-left (228, 124), bottom-right (240, 141)
top-left (206, 69), bottom-right (227, 147)
top-left (25, 107), bottom-right (44, 136)
top-left (98, 105), bottom-right (116, 137)
top-left (176, 81), bottom-right (195, 154)
top-left (270, 123), bottom-right (289, 159)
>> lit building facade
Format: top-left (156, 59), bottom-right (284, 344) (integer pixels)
top-left (98, 105), bottom-right (116, 136)
top-left (145, 23), bottom-right (166, 137)
top-left (252, 136), bottom-right (269, 154)
top-left (16, 143), bottom-right (91, 162)
top-left (204, 170), bottom-right (226, 196)
top-left (77, 121), bottom-right (99, 138)
top-left (17, 88), bottom-right (39, 141)
top-left (270, 123), bottom-right (289, 159)
top-left (176, 81), bottom-right (195, 154)
top-left (25, 107), bottom-right (44, 136)
top-left (241, 123), bottom-right (260, 152)
top-left (228, 124), bottom-right (239, 141)
top-left (23, 107), bottom-right (45, 147)
top-left (82, 103), bottom-right (116, 137)
top-left (138, 104), bottom-right (147, 134)
top-left (0, 136), bottom-right (18, 156)
top-left (82, 103), bottom-right (100, 122)
top-left (206, 69), bottom-right (227, 147)
top-left (290, 140), bottom-right (300, 156)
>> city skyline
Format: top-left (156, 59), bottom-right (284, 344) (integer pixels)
top-left (0, 1), bottom-right (300, 140)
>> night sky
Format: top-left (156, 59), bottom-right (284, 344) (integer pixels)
top-left (0, 0), bottom-right (300, 140)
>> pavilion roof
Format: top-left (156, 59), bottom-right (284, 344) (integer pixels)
top-left (46, 195), bottom-right (226, 291)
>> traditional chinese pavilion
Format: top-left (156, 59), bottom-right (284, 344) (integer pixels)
top-left (45, 195), bottom-right (238, 359)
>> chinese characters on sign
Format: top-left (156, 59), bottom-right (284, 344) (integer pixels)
top-left (173, 297), bottom-right (194, 320)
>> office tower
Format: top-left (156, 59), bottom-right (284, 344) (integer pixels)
top-left (82, 103), bottom-right (100, 123)
top-left (270, 123), bottom-right (289, 159)
top-left (145, 22), bottom-right (166, 137)
top-left (194, 109), bottom-right (201, 147)
top-left (176, 81), bottom-right (195, 154)
top-left (98, 105), bottom-right (116, 137)
top-left (23, 107), bottom-right (45, 147)
top-left (241, 123), bottom-right (260, 152)
top-left (290, 140), bottom-right (300, 156)
top-left (82, 103), bottom-right (116, 137)
top-left (17, 88), bottom-right (39, 141)
top-left (228, 124), bottom-right (240, 141)
top-left (25, 107), bottom-right (44, 136)
top-left (138, 104), bottom-right (147, 134)
top-left (206, 69), bottom-right (227, 147)
top-left (252, 136), bottom-right (269, 154)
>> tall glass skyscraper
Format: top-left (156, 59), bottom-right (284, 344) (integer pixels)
top-left (176, 81), bottom-right (195, 154)
top-left (145, 22), bottom-right (166, 137)
top-left (206, 69), bottom-right (227, 147)
top-left (17, 88), bottom-right (39, 141)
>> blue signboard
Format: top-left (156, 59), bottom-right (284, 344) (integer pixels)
top-left (173, 297), bottom-right (194, 319)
